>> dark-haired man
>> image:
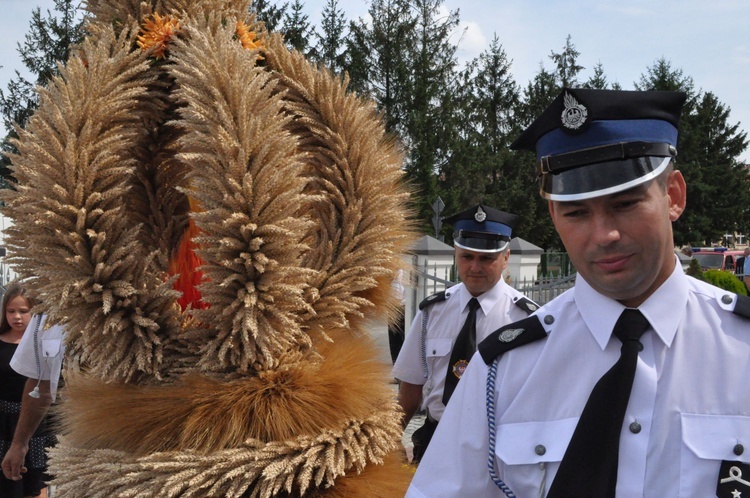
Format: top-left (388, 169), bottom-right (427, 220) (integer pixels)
top-left (407, 89), bottom-right (750, 497)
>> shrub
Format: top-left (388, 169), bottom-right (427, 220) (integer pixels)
top-left (703, 269), bottom-right (748, 296)
top-left (685, 258), bottom-right (705, 280)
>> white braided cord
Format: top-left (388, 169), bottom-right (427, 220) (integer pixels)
top-left (486, 358), bottom-right (516, 497)
top-left (420, 307), bottom-right (430, 379)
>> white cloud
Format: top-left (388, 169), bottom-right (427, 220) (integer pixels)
top-left (454, 20), bottom-right (486, 65)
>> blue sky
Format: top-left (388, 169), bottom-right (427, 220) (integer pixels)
top-left (2, 0), bottom-right (749, 161)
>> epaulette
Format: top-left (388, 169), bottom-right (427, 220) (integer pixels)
top-left (478, 315), bottom-right (548, 365)
top-left (513, 296), bottom-right (540, 315)
top-left (419, 291), bottom-right (447, 310)
top-left (734, 294), bottom-right (750, 319)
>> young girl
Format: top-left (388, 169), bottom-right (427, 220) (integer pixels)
top-left (0, 282), bottom-right (48, 498)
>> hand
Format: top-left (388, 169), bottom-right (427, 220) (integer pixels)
top-left (1, 441), bottom-right (29, 481)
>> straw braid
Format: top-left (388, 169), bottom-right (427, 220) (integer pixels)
top-left (50, 402), bottom-right (402, 498)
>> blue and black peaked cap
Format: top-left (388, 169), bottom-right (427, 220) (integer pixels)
top-left (511, 88), bottom-right (687, 201)
top-left (443, 204), bottom-right (518, 253)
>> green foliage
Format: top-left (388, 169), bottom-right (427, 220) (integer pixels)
top-left (0, 0), bottom-right (86, 185)
top-left (311, 0), bottom-right (347, 73)
top-left (549, 35), bottom-right (583, 88)
top-left (3, 4), bottom-right (748, 250)
top-left (584, 62), bottom-right (613, 90)
top-left (634, 58), bottom-right (749, 247)
top-left (703, 270), bottom-right (748, 296)
top-left (282, 0), bottom-right (312, 54)
top-left (685, 258), bottom-right (706, 280)
top-left (250, 0), bottom-right (288, 33)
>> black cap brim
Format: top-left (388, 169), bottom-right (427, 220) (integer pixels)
top-left (541, 156), bottom-right (670, 201)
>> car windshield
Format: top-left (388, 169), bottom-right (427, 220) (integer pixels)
top-left (693, 253), bottom-right (724, 269)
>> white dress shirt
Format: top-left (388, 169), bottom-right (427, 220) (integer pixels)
top-left (393, 279), bottom-right (533, 422)
top-left (408, 259), bottom-right (750, 497)
top-left (11, 314), bottom-right (65, 402)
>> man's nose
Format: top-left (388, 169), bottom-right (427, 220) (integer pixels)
top-left (591, 213), bottom-right (621, 246)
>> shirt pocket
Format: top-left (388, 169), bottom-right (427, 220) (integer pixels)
top-left (42, 338), bottom-right (62, 358)
top-left (680, 414), bottom-right (750, 497)
top-left (494, 418), bottom-right (578, 497)
top-left (425, 338), bottom-right (451, 359)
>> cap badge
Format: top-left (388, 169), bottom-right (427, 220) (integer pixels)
top-left (474, 206), bottom-right (487, 222)
top-left (561, 92), bottom-right (588, 130)
top-left (499, 328), bottom-right (524, 343)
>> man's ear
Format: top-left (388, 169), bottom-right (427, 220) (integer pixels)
top-left (667, 170), bottom-right (687, 222)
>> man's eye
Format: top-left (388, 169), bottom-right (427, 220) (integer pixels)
top-left (562, 209), bottom-right (585, 218)
top-left (615, 199), bottom-right (639, 209)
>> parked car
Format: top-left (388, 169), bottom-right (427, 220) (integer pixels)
top-left (692, 248), bottom-right (745, 273)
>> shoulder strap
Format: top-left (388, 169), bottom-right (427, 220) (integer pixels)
top-left (478, 315), bottom-right (548, 365)
top-left (514, 296), bottom-right (540, 315)
top-left (419, 290), bottom-right (447, 310)
top-left (733, 294), bottom-right (750, 319)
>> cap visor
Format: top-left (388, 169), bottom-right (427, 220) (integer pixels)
top-left (541, 156), bottom-right (671, 201)
top-left (454, 238), bottom-right (510, 253)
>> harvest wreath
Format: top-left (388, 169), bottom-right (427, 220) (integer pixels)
top-left (1, 0), bottom-right (416, 496)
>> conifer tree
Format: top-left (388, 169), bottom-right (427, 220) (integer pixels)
top-left (250, 0), bottom-right (288, 33)
top-left (312, 0), bottom-right (347, 74)
top-left (0, 0), bottom-right (85, 186)
top-left (549, 34), bottom-right (583, 88)
top-left (585, 62), bottom-right (610, 89)
top-left (282, 0), bottom-right (312, 54)
top-left (346, 0), bottom-right (416, 133)
top-left (402, 0), bottom-right (460, 225)
top-left (636, 58), bottom-right (749, 245)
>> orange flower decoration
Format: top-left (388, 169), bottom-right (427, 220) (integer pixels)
top-left (236, 21), bottom-right (265, 59)
top-left (137, 13), bottom-right (181, 59)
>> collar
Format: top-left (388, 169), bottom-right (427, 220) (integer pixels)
top-left (451, 279), bottom-right (510, 315)
top-left (575, 256), bottom-right (687, 350)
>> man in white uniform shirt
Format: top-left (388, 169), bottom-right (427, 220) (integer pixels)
top-left (407, 89), bottom-right (750, 497)
top-left (392, 204), bottom-right (538, 463)
top-left (2, 315), bottom-right (65, 483)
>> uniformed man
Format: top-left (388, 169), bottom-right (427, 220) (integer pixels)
top-left (392, 204), bottom-right (538, 463)
top-left (407, 88), bottom-right (750, 497)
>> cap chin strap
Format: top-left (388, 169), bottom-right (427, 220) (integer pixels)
top-left (539, 141), bottom-right (675, 176)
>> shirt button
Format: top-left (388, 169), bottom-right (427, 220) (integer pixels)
top-left (544, 315), bottom-right (554, 325)
top-left (629, 422), bottom-right (642, 434)
top-left (535, 444), bottom-right (546, 456)
top-left (734, 444), bottom-right (745, 456)
top-left (722, 294), bottom-right (734, 305)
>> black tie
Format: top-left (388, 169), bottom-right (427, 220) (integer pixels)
top-left (442, 297), bottom-right (481, 406)
top-left (548, 308), bottom-right (651, 498)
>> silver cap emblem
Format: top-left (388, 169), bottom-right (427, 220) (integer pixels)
top-left (561, 92), bottom-right (588, 130)
top-left (499, 328), bottom-right (524, 343)
top-left (475, 206), bottom-right (487, 222)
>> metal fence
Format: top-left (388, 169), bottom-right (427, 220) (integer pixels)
top-left (513, 273), bottom-right (576, 305)
top-left (413, 260), bottom-right (575, 307)
top-left (0, 260), bottom-right (15, 288)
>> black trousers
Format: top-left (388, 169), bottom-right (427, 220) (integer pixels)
top-left (411, 417), bottom-right (438, 463)
top-left (388, 307), bottom-right (406, 363)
